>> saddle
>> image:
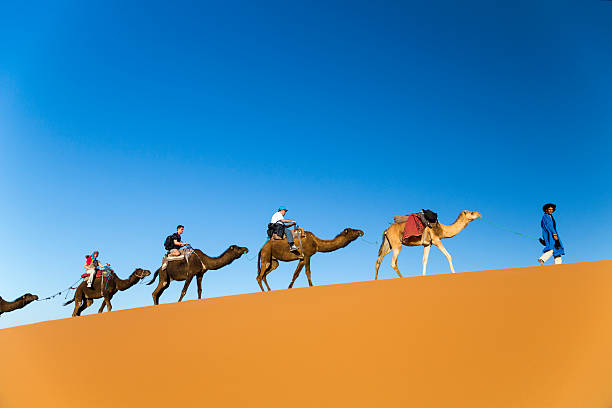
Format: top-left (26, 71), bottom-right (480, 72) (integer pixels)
top-left (81, 268), bottom-right (113, 279)
top-left (270, 227), bottom-right (305, 243)
top-left (161, 247), bottom-right (194, 270)
top-left (394, 210), bottom-right (438, 246)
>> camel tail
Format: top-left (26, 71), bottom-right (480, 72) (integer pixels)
top-left (63, 299), bottom-right (74, 306)
top-left (378, 231), bottom-right (391, 258)
top-left (146, 268), bottom-right (160, 286)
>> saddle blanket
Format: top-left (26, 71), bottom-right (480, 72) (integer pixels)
top-left (166, 254), bottom-right (185, 261)
top-left (81, 270), bottom-right (112, 278)
top-left (402, 213), bottom-right (425, 243)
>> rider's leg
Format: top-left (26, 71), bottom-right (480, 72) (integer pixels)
top-left (284, 227), bottom-right (298, 251)
top-left (86, 268), bottom-right (95, 287)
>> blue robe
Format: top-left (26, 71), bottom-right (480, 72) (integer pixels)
top-left (541, 214), bottom-right (565, 256)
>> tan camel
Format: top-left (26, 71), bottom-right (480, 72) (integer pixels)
top-left (375, 210), bottom-right (481, 278)
top-left (257, 228), bottom-right (364, 292)
top-left (0, 293), bottom-right (38, 316)
top-left (147, 245), bottom-right (248, 305)
top-left (63, 268), bottom-right (151, 317)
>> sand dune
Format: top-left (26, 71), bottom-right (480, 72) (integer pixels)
top-left (1, 260), bottom-right (611, 407)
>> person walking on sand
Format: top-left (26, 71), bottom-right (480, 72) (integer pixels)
top-left (538, 203), bottom-right (564, 265)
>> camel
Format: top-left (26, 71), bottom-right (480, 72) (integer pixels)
top-left (256, 228), bottom-right (364, 292)
top-left (147, 245), bottom-right (248, 305)
top-left (0, 293), bottom-right (38, 316)
top-left (375, 210), bottom-right (481, 279)
top-left (63, 268), bottom-right (151, 317)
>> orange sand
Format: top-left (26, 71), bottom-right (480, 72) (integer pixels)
top-left (1, 260), bottom-right (612, 407)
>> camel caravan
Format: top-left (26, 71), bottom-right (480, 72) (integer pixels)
top-left (1, 206), bottom-right (485, 320)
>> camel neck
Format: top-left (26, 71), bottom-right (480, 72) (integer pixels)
top-left (116, 274), bottom-right (140, 291)
top-left (440, 214), bottom-right (471, 238)
top-left (0, 296), bottom-right (27, 312)
top-left (197, 249), bottom-right (239, 270)
top-left (312, 233), bottom-right (353, 253)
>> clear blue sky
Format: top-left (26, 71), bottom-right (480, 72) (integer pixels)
top-left (1, 1), bottom-right (610, 329)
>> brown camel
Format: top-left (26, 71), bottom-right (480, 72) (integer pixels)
top-left (63, 268), bottom-right (151, 317)
top-left (375, 210), bottom-right (481, 278)
top-left (0, 293), bottom-right (38, 316)
top-left (147, 245), bottom-right (249, 305)
top-left (256, 228), bottom-right (364, 292)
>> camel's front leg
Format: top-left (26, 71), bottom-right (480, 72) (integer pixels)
top-left (178, 275), bottom-right (194, 302)
top-left (433, 241), bottom-right (455, 273)
top-left (196, 275), bottom-right (203, 299)
top-left (422, 245), bottom-right (431, 276)
top-left (97, 300), bottom-right (106, 313)
top-left (288, 260), bottom-right (305, 288)
top-left (303, 257), bottom-right (314, 287)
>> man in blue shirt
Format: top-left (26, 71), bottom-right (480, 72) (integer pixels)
top-left (538, 203), bottom-right (565, 265)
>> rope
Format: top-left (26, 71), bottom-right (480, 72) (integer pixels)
top-left (360, 236), bottom-right (379, 246)
top-left (245, 239), bottom-right (269, 262)
top-left (479, 217), bottom-right (540, 241)
top-left (36, 278), bottom-right (82, 302)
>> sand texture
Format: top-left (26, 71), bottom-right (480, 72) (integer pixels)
top-left (1, 260), bottom-right (611, 407)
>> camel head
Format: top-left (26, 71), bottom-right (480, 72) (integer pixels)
top-left (341, 228), bottom-right (364, 242)
top-left (461, 211), bottom-right (482, 222)
top-left (132, 268), bottom-right (151, 280)
top-left (227, 245), bottom-right (249, 259)
top-left (22, 293), bottom-right (38, 305)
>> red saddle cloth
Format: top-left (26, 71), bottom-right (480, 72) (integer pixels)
top-left (81, 270), bottom-right (112, 278)
top-left (402, 213), bottom-right (425, 244)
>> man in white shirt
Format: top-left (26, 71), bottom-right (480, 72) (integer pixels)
top-left (270, 206), bottom-right (299, 251)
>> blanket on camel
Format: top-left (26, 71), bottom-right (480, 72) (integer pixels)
top-left (395, 213), bottom-right (425, 244)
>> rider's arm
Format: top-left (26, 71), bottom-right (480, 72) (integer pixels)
top-left (174, 240), bottom-right (188, 246)
top-left (281, 219), bottom-right (296, 225)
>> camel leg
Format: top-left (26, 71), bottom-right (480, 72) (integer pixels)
top-left (77, 299), bottom-right (93, 316)
top-left (375, 233), bottom-right (391, 280)
top-left (196, 275), bottom-right (203, 299)
top-left (72, 300), bottom-right (81, 317)
top-left (97, 300), bottom-right (106, 313)
top-left (105, 297), bottom-right (112, 312)
top-left (178, 275), bottom-right (194, 302)
top-left (390, 246), bottom-right (403, 278)
top-left (422, 245), bottom-right (431, 276)
top-left (303, 257), bottom-right (314, 287)
top-left (433, 240), bottom-right (455, 273)
top-left (257, 259), bottom-right (272, 292)
top-left (262, 260), bottom-right (279, 292)
top-left (152, 273), bottom-right (170, 305)
top-left (288, 260), bottom-right (305, 289)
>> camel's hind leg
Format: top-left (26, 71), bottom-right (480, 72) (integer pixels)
top-left (433, 240), bottom-right (455, 273)
top-left (152, 274), bottom-right (169, 305)
top-left (77, 299), bottom-right (93, 316)
top-left (375, 232), bottom-right (391, 280)
top-left (178, 275), bottom-right (194, 302)
top-left (390, 245), bottom-right (403, 278)
top-left (262, 260), bottom-right (279, 291)
top-left (257, 259), bottom-right (272, 292)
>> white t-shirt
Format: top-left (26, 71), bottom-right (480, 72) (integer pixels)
top-left (271, 211), bottom-right (285, 224)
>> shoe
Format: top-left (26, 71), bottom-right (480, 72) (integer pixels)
top-left (290, 245), bottom-right (299, 252)
top-left (538, 259), bottom-right (545, 266)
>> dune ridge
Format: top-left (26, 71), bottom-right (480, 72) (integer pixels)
top-left (1, 260), bottom-right (611, 407)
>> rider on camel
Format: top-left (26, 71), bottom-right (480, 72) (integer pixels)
top-left (269, 206), bottom-right (299, 252)
top-left (84, 251), bottom-right (109, 288)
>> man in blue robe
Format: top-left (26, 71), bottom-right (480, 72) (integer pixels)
top-left (538, 203), bottom-right (565, 265)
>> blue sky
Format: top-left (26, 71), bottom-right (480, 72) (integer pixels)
top-left (1, 1), bottom-right (610, 329)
